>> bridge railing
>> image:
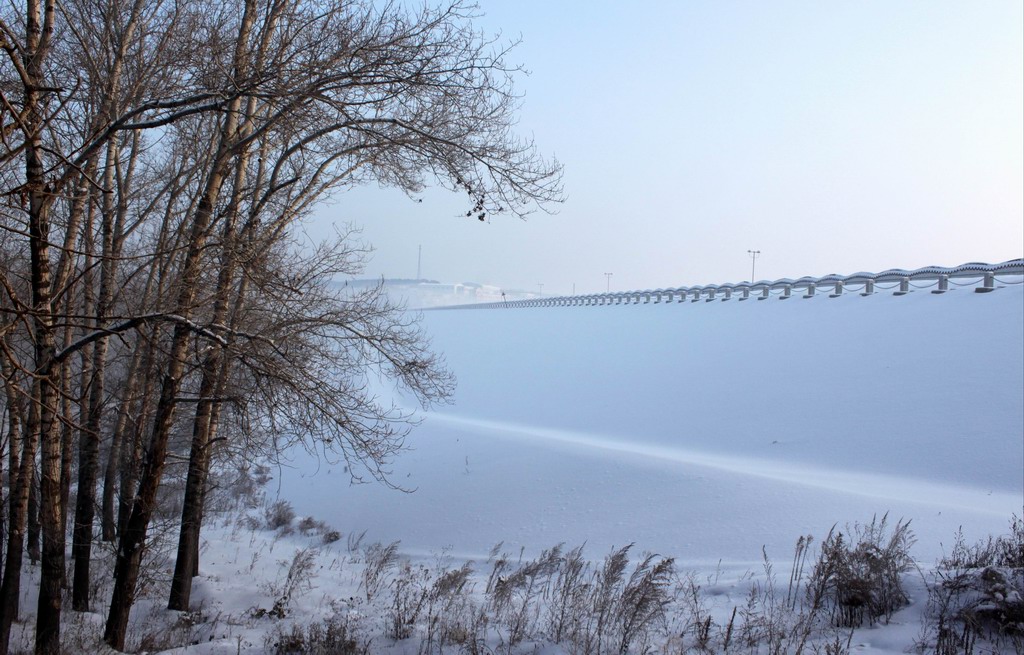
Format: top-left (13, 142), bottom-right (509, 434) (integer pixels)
top-left (429, 259), bottom-right (1024, 310)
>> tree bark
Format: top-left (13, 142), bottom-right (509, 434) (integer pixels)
top-left (108, 0), bottom-right (259, 631)
top-left (72, 136), bottom-right (121, 611)
top-left (0, 397), bottom-right (38, 655)
top-left (105, 87), bottom-right (244, 646)
top-left (105, 168), bottom-right (178, 543)
top-left (0, 348), bottom-right (26, 655)
top-left (18, 0), bottom-right (66, 650)
top-left (26, 463), bottom-right (39, 566)
top-left (101, 337), bottom-right (143, 542)
top-left (169, 97), bottom-right (261, 611)
top-left (104, 200), bottom-right (219, 646)
top-left (58, 331), bottom-right (75, 589)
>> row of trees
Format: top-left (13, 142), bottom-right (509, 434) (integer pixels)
top-left (0, 0), bottom-right (561, 652)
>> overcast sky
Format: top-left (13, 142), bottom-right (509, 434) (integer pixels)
top-left (309, 1), bottom-right (1023, 295)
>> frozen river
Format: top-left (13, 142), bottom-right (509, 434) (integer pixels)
top-left (281, 283), bottom-right (1023, 566)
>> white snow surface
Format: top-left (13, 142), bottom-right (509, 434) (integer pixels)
top-left (71, 281), bottom-right (1022, 655)
top-left (281, 283), bottom-right (1024, 567)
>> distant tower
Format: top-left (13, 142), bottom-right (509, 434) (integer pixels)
top-left (417, 245), bottom-right (422, 280)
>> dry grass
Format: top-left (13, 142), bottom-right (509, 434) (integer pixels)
top-left (916, 515), bottom-right (1024, 655)
top-left (15, 459), bottom-right (1016, 655)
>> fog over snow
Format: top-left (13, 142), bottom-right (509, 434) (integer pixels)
top-left (280, 280), bottom-right (1024, 568)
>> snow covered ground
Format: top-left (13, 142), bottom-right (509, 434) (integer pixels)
top-left (281, 282), bottom-right (1023, 569)
top-left (27, 279), bottom-right (1018, 654)
top-left (140, 278), bottom-right (1012, 655)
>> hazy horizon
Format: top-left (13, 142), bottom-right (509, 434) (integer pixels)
top-left (310, 1), bottom-right (1024, 295)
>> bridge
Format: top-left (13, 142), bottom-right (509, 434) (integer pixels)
top-left (431, 259), bottom-right (1024, 309)
top-left (288, 256), bottom-right (1024, 567)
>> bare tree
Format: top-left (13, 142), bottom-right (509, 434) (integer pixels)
top-left (0, 0), bottom-right (561, 651)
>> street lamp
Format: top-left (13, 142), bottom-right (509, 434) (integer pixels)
top-left (604, 272), bottom-right (613, 292)
top-left (747, 250), bottom-right (761, 283)
top-left (537, 283), bottom-right (544, 296)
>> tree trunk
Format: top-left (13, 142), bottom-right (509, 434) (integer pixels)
top-left (20, 0), bottom-right (66, 649)
top-left (115, 172), bottom-right (187, 543)
top-left (72, 137), bottom-right (120, 611)
top-left (0, 354), bottom-right (11, 573)
top-left (58, 336), bottom-right (75, 590)
top-left (35, 370), bottom-right (62, 655)
top-left (169, 108), bottom-right (259, 610)
top-left (168, 361), bottom-right (219, 610)
top-left (104, 296), bottom-right (208, 647)
top-left (0, 399), bottom-right (37, 655)
top-left (107, 3), bottom-right (258, 639)
top-left (104, 341), bottom-right (189, 648)
top-left (26, 463), bottom-right (39, 566)
top-left (98, 131), bottom-right (150, 544)
top-left (105, 138), bottom-right (237, 650)
top-left (0, 350), bottom-right (26, 655)
top-left (117, 341), bottom-right (157, 539)
top-left (65, 179), bottom-right (97, 593)
top-left (101, 338), bottom-right (143, 541)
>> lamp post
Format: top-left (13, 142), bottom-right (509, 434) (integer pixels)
top-left (537, 283), bottom-right (544, 297)
top-left (604, 272), bottom-right (613, 292)
top-left (747, 250), bottom-right (761, 283)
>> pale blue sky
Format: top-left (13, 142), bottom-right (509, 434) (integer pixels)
top-left (312, 1), bottom-right (1023, 295)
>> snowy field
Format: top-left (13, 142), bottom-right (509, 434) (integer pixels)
top-left (281, 282), bottom-right (1023, 568)
top-left (91, 280), bottom-right (1022, 655)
